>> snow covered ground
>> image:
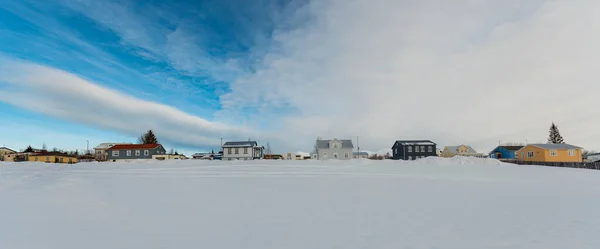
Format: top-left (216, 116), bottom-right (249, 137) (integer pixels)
top-left (1, 158), bottom-right (599, 249)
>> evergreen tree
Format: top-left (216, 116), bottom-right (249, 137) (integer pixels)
top-left (139, 130), bottom-right (159, 144)
top-left (24, 145), bottom-right (34, 153)
top-left (547, 122), bottom-right (565, 144)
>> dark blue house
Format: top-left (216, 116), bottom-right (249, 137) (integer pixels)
top-left (489, 145), bottom-right (524, 159)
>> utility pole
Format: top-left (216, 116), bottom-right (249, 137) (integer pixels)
top-left (357, 136), bottom-right (360, 156)
top-left (86, 140), bottom-right (89, 154)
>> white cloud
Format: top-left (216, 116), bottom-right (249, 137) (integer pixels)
top-left (220, 0), bottom-right (600, 152)
top-left (0, 57), bottom-right (258, 148)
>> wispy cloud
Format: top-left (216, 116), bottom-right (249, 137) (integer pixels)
top-left (220, 0), bottom-right (600, 151)
top-left (0, 57), bottom-right (258, 148)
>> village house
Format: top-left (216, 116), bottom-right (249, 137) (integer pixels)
top-left (489, 145), bottom-right (524, 159)
top-left (516, 144), bottom-right (583, 163)
top-left (353, 151), bottom-right (369, 159)
top-left (94, 142), bottom-right (132, 161)
top-left (28, 152), bottom-right (78, 164)
top-left (312, 139), bottom-right (354, 160)
top-left (0, 147), bottom-right (16, 161)
top-left (106, 144), bottom-right (166, 162)
top-left (391, 140), bottom-right (437, 160)
top-left (442, 145), bottom-right (486, 158)
top-left (152, 154), bottom-right (186, 160)
top-left (222, 141), bottom-right (264, 160)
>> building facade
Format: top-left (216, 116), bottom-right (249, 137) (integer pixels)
top-left (94, 142), bottom-right (132, 161)
top-left (312, 139), bottom-right (354, 160)
top-left (28, 152), bottom-right (78, 164)
top-left (0, 147), bottom-right (16, 161)
top-left (106, 144), bottom-right (166, 161)
top-left (489, 145), bottom-right (524, 159)
top-left (442, 145), bottom-right (486, 158)
top-left (222, 141), bottom-right (264, 160)
top-left (392, 140), bottom-right (437, 160)
top-left (516, 144), bottom-right (583, 163)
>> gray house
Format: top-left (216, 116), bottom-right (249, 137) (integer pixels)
top-left (222, 141), bottom-right (264, 160)
top-left (106, 144), bottom-right (166, 161)
top-left (312, 139), bottom-right (354, 160)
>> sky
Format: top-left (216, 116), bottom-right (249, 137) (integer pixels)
top-left (1, 0), bottom-right (600, 155)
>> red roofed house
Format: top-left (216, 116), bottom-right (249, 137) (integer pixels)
top-left (106, 144), bottom-right (166, 162)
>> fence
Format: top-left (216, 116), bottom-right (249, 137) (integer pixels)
top-left (500, 159), bottom-right (600, 170)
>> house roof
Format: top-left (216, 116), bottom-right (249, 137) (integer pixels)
top-left (496, 145), bottom-right (524, 151)
top-left (223, 141), bottom-right (258, 148)
top-left (521, 143), bottom-right (582, 151)
top-left (94, 143), bottom-right (132, 149)
top-left (444, 145), bottom-right (477, 154)
top-left (316, 139), bottom-right (354, 149)
top-left (31, 152), bottom-right (78, 158)
top-left (107, 144), bottom-right (162, 150)
top-left (0, 147), bottom-right (16, 153)
top-left (353, 151), bottom-right (369, 156)
top-left (393, 140), bottom-right (436, 148)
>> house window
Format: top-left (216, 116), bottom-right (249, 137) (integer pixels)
top-left (394, 148), bottom-right (398, 154)
top-left (244, 148), bottom-right (248, 154)
top-left (333, 153), bottom-right (338, 159)
top-left (527, 151), bottom-right (534, 158)
top-left (235, 148), bottom-right (239, 154)
top-left (550, 150), bottom-right (557, 156)
top-left (514, 152), bottom-right (518, 158)
top-left (227, 148), bottom-right (232, 154)
top-left (46, 157), bottom-right (50, 162)
top-left (408, 146), bottom-right (412, 152)
top-left (112, 151), bottom-right (119, 156)
top-left (345, 152), bottom-right (349, 158)
top-left (521, 152), bottom-right (524, 158)
top-left (323, 152), bottom-right (328, 159)
top-left (135, 150), bottom-right (140, 156)
top-left (428, 146), bottom-right (433, 152)
top-left (421, 146), bottom-right (425, 153)
top-left (35, 157), bottom-right (38, 161)
top-left (415, 146), bottom-right (420, 152)
top-left (568, 149), bottom-right (575, 156)
top-left (127, 150), bottom-right (132, 156)
top-left (59, 158), bottom-right (63, 163)
top-left (144, 150), bottom-right (149, 156)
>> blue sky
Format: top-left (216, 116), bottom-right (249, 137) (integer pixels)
top-left (1, 0), bottom-right (600, 155)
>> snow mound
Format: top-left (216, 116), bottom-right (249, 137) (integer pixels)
top-left (1, 160), bottom-right (599, 249)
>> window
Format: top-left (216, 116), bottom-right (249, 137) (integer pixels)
top-left (35, 157), bottom-right (38, 161)
top-left (394, 148), bottom-right (398, 154)
top-left (415, 146), bottom-right (420, 153)
top-left (227, 148), bottom-right (232, 154)
top-left (408, 146), bottom-right (412, 152)
top-left (345, 152), bottom-right (349, 158)
top-left (514, 152), bottom-right (518, 158)
top-left (333, 153), bottom-right (338, 159)
top-left (112, 151), bottom-right (119, 156)
top-left (244, 148), bottom-right (248, 154)
top-left (323, 152), bottom-right (328, 159)
top-left (521, 152), bottom-right (525, 158)
top-left (135, 150), bottom-right (140, 156)
top-left (428, 146), bottom-right (433, 152)
top-left (421, 146), bottom-right (425, 153)
top-left (144, 150), bottom-right (149, 156)
top-left (235, 148), bottom-right (239, 154)
top-left (527, 151), bottom-right (534, 158)
top-left (127, 150), bottom-right (132, 156)
top-left (46, 157), bottom-right (50, 162)
top-left (59, 158), bottom-right (63, 163)
top-left (550, 150), bottom-right (557, 156)
top-left (568, 149), bottom-right (575, 156)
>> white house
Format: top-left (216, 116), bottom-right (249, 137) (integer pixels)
top-left (312, 138), bottom-right (354, 160)
top-left (222, 141), bottom-right (264, 160)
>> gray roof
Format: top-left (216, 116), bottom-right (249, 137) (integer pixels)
top-left (0, 147), bottom-right (16, 152)
top-left (525, 143), bottom-right (582, 150)
top-left (316, 139), bottom-right (354, 149)
top-left (223, 141), bottom-right (258, 148)
top-left (94, 142), bottom-right (131, 149)
top-left (444, 145), bottom-right (477, 154)
top-left (393, 140), bottom-right (436, 148)
top-left (353, 152), bottom-right (369, 156)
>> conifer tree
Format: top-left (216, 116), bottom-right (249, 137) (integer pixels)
top-left (139, 130), bottom-right (159, 144)
top-left (547, 122), bottom-right (565, 144)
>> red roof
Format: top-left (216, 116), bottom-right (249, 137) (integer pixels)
top-left (107, 144), bottom-right (161, 150)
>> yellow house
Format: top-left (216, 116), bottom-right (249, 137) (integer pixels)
top-left (516, 144), bottom-right (583, 163)
top-left (442, 145), bottom-right (485, 158)
top-left (28, 153), bottom-right (78, 164)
